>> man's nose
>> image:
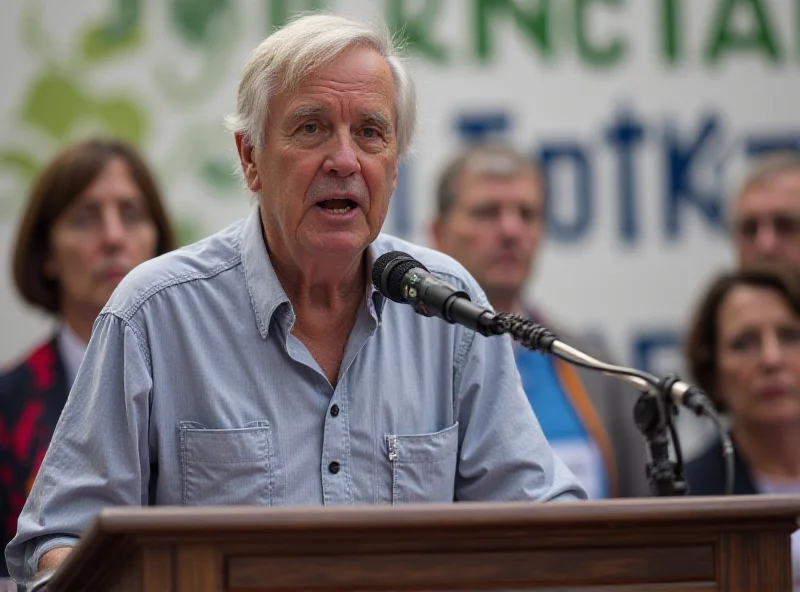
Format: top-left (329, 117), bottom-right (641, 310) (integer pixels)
top-left (754, 222), bottom-right (780, 256)
top-left (498, 209), bottom-right (526, 239)
top-left (322, 130), bottom-right (361, 177)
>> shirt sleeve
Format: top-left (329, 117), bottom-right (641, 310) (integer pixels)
top-left (452, 326), bottom-right (588, 503)
top-left (5, 313), bottom-right (153, 582)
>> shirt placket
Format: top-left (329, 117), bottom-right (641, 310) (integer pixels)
top-left (320, 378), bottom-right (351, 505)
top-left (320, 301), bottom-right (379, 505)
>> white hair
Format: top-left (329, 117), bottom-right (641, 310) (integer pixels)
top-left (225, 13), bottom-right (416, 156)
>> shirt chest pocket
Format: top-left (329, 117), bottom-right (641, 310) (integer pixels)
top-left (386, 422), bottom-right (459, 504)
top-left (179, 421), bottom-right (273, 506)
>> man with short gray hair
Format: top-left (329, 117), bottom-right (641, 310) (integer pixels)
top-left (6, 14), bottom-right (585, 586)
top-left (432, 143), bottom-right (650, 499)
top-left (731, 152), bottom-right (800, 270)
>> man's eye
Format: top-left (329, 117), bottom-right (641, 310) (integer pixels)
top-left (362, 127), bottom-right (378, 139)
top-left (471, 207), bottom-right (499, 220)
top-left (301, 123), bottom-right (318, 134)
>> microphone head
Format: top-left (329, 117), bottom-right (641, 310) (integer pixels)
top-left (372, 251), bottom-right (428, 303)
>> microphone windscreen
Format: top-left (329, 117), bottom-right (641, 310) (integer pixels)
top-left (372, 251), bottom-right (428, 302)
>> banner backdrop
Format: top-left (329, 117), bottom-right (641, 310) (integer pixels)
top-left (1, 0), bottom-right (798, 447)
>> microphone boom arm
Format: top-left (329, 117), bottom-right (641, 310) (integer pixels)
top-left (552, 341), bottom-right (656, 395)
top-left (370, 251), bottom-right (734, 497)
top-left (490, 312), bottom-right (734, 497)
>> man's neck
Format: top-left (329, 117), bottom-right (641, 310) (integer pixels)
top-left (485, 290), bottom-right (525, 317)
top-left (272, 253), bottom-right (366, 318)
top-left (261, 219), bottom-right (367, 318)
top-left (270, 250), bottom-right (367, 388)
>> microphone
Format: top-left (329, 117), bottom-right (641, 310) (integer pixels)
top-left (371, 251), bottom-right (501, 337)
top-left (371, 251), bottom-right (711, 416)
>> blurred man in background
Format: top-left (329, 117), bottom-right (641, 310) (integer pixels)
top-left (0, 137), bottom-right (176, 577)
top-left (732, 152), bottom-right (800, 271)
top-left (432, 143), bottom-right (650, 498)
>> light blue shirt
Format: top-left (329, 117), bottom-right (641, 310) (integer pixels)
top-left (6, 206), bottom-right (585, 581)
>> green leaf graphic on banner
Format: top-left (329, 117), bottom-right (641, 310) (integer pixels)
top-left (21, 72), bottom-right (88, 139)
top-left (201, 160), bottom-right (240, 192)
top-left (177, 216), bottom-right (207, 247)
top-left (92, 98), bottom-right (147, 145)
top-left (170, 0), bottom-right (230, 46)
top-left (154, 2), bottom-right (238, 103)
top-left (0, 150), bottom-right (40, 181)
top-left (268, 0), bottom-right (323, 29)
top-left (81, 0), bottom-right (142, 60)
top-left (93, 99), bottom-right (147, 146)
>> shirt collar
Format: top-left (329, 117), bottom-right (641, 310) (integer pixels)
top-left (240, 205), bottom-right (291, 339)
top-left (58, 322), bottom-right (87, 385)
top-left (364, 240), bottom-right (387, 321)
top-left (240, 205), bottom-right (387, 338)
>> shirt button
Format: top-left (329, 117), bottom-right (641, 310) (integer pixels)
top-left (330, 404), bottom-right (340, 417)
top-left (328, 461), bottom-right (340, 474)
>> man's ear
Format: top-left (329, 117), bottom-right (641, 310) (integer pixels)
top-left (235, 133), bottom-right (261, 192)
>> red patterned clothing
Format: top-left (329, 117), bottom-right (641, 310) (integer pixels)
top-left (0, 337), bottom-right (69, 577)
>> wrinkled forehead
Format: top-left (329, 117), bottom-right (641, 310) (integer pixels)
top-left (275, 46), bottom-right (396, 106)
top-left (456, 167), bottom-right (543, 207)
top-left (735, 170), bottom-right (800, 215)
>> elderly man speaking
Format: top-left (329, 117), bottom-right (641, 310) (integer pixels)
top-left (6, 13), bottom-right (585, 585)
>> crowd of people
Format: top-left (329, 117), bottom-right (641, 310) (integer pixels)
top-left (1, 12), bottom-right (799, 589)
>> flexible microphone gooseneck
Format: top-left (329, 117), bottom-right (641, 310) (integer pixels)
top-left (372, 251), bottom-right (734, 497)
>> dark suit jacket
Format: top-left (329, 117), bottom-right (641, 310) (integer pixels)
top-left (0, 336), bottom-right (70, 577)
top-left (685, 439), bottom-right (757, 496)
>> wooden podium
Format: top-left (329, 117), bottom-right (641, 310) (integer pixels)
top-left (48, 495), bottom-right (800, 592)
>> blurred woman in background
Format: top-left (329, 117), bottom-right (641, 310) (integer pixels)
top-left (685, 264), bottom-right (800, 590)
top-left (0, 138), bottom-right (176, 575)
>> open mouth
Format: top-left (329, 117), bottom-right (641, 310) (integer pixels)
top-left (316, 198), bottom-right (357, 214)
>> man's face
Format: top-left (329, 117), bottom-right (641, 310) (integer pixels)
top-left (239, 46), bottom-right (399, 264)
top-left (434, 169), bottom-right (544, 300)
top-left (734, 170), bottom-right (800, 270)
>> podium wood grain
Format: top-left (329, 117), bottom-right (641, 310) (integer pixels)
top-left (47, 495), bottom-right (800, 591)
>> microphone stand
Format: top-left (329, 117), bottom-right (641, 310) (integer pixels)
top-left (633, 374), bottom-right (688, 496)
top-left (488, 312), bottom-right (733, 497)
